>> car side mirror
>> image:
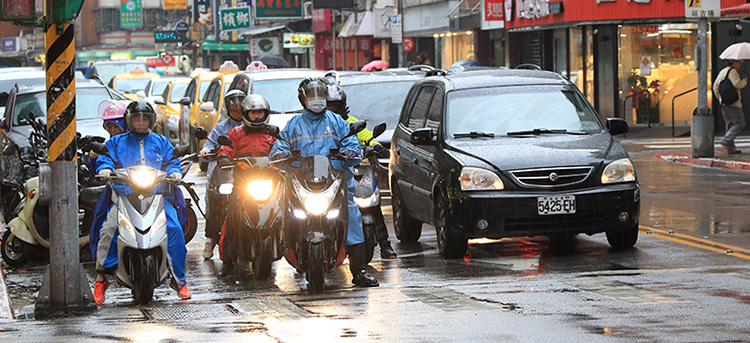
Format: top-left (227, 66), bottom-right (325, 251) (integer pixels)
top-left (606, 118), bottom-right (628, 136)
top-left (154, 96), bottom-right (166, 105)
top-left (195, 126), bottom-right (209, 140)
top-left (199, 102), bottom-right (214, 112)
top-left (410, 128), bottom-right (435, 145)
top-left (179, 97), bottom-right (191, 106)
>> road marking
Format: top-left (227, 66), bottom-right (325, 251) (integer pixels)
top-left (639, 225), bottom-right (750, 261)
top-left (563, 279), bottom-right (686, 304)
top-left (234, 298), bottom-right (314, 320)
top-left (399, 287), bottom-right (500, 311)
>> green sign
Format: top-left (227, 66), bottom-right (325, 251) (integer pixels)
top-left (220, 7), bottom-right (251, 31)
top-left (256, 0), bottom-right (302, 19)
top-left (120, 0), bottom-right (142, 29)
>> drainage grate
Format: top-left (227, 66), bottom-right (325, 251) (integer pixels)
top-left (141, 304), bottom-right (242, 320)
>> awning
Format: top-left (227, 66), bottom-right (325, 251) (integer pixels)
top-left (339, 12), bottom-right (373, 37)
top-left (201, 42), bottom-right (248, 51)
top-left (238, 24), bottom-right (287, 39)
top-left (722, 3), bottom-right (750, 17)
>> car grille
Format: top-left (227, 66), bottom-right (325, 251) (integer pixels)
top-left (509, 166), bottom-right (594, 187)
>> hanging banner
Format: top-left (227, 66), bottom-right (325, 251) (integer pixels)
top-left (194, 0), bottom-right (211, 22)
top-left (120, 0), bottom-right (142, 28)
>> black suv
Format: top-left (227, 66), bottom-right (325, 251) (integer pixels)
top-left (389, 68), bottom-right (639, 258)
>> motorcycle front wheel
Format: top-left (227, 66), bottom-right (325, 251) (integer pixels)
top-left (252, 237), bottom-right (273, 281)
top-left (1, 230), bottom-right (33, 268)
top-left (131, 254), bottom-right (157, 305)
top-left (306, 243), bottom-right (325, 294)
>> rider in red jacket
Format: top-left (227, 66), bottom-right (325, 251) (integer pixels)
top-left (215, 94), bottom-right (276, 276)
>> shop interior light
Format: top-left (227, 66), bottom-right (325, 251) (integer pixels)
top-left (433, 34), bottom-right (439, 38)
top-left (440, 33), bottom-right (445, 37)
top-left (466, 31), bottom-right (472, 34)
top-left (446, 33), bottom-right (452, 37)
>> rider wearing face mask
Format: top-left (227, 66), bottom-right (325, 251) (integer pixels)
top-left (199, 90), bottom-right (247, 260)
top-left (269, 78), bottom-right (379, 287)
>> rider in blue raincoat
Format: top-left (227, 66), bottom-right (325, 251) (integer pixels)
top-left (92, 100), bottom-right (191, 304)
top-left (270, 78), bottom-right (379, 287)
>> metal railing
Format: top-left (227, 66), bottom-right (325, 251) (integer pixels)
top-left (622, 90), bottom-right (652, 128)
top-left (671, 87), bottom-right (697, 138)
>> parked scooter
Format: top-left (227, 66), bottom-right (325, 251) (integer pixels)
top-left (91, 142), bottom-right (193, 305)
top-left (352, 123), bottom-right (388, 264)
top-left (281, 121), bottom-right (366, 293)
top-left (211, 127), bottom-right (286, 280)
top-left (1, 128), bottom-right (106, 268)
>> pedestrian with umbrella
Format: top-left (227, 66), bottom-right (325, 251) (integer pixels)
top-left (713, 42), bottom-right (750, 154)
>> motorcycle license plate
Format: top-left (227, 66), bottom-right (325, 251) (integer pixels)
top-left (537, 196), bottom-right (576, 215)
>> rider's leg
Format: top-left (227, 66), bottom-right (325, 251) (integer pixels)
top-left (345, 194), bottom-right (378, 287)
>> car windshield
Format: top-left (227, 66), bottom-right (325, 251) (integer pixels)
top-left (252, 79), bottom-right (305, 113)
top-left (170, 83), bottom-right (189, 103)
top-left (113, 77), bottom-right (150, 94)
top-left (343, 81), bottom-right (414, 128)
top-left (446, 86), bottom-right (603, 138)
top-left (150, 80), bottom-right (169, 97)
top-left (91, 62), bottom-right (148, 85)
top-left (13, 87), bottom-right (113, 125)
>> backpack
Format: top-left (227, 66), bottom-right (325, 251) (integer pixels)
top-left (719, 68), bottom-right (740, 105)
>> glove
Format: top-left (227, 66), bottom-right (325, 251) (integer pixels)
top-left (217, 156), bottom-right (232, 167)
top-left (270, 152), bottom-right (287, 161)
top-left (343, 149), bottom-right (361, 160)
top-left (167, 172), bottom-right (182, 182)
top-left (373, 144), bottom-right (389, 157)
top-left (98, 169), bottom-right (112, 179)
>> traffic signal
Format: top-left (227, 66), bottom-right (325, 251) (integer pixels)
top-left (1, 0), bottom-right (35, 21)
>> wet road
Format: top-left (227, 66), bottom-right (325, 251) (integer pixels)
top-left (2, 138), bottom-right (750, 342)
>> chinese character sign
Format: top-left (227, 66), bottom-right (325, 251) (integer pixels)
top-left (194, 0), bottom-right (211, 23)
top-left (164, 0), bottom-right (187, 10)
top-left (121, 0), bottom-right (142, 28)
top-left (685, 0), bottom-right (719, 18)
top-left (257, 0), bottom-right (302, 19)
top-left (220, 7), bottom-right (251, 31)
top-left (484, 0), bottom-right (503, 21)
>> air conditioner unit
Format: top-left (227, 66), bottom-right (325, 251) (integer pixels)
top-left (303, 1), bottom-right (312, 19)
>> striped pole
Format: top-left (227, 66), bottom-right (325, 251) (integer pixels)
top-left (45, 22), bottom-right (76, 161)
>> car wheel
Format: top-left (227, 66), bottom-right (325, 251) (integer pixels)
top-left (606, 223), bottom-right (639, 250)
top-left (435, 197), bottom-right (467, 259)
top-left (391, 181), bottom-right (422, 243)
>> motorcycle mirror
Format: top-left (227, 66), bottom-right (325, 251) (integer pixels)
top-left (345, 121), bottom-right (367, 139)
top-left (217, 135), bottom-right (233, 148)
top-left (371, 123), bottom-right (386, 139)
top-left (91, 142), bottom-right (109, 155)
top-left (92, 136), bottom-right (105, 143)
top-left (264, 124), bottom-right (281, 137)
top-left (195, 126), bottom-right (209, 140)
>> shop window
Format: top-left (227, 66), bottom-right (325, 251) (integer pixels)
top-left (553, 29), bottom-right (567, 78)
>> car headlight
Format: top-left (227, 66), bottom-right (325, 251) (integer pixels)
top-left (354, 188), bottom-right (380, 208)
top-left (601, 158), bottom-right (636, 184)
top-left (247, 180), bottom-right (273, 201)
top-left (459, 167), bottom-right (504, 191)
top-left (131, 168), bottom-right (156, 188)
top-left (166, 114), bottom-right (179, 123)
top-left (293, 178), bottom-right (340, 215)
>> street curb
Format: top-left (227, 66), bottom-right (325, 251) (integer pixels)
top-left (656, 151), bottom-right (750, 173)
top-left (0, 264), bottom-right (15, 319)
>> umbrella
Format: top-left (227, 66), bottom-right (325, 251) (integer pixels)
top-left (451, 59), bottom-right (483, 67)
top-left (253, 55), bottom-right (289, 68)
top-left (361, 60), bottom-right (389, 72)
top-left (719, 42), bottom-right (750, 60)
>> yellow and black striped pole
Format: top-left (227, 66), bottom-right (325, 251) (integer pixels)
top-left (45, 23), bottom-right (76, 161)
top-left (34, 22), bottom-right (94, 318)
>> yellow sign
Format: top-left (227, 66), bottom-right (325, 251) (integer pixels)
top-left (164, 0), bottom-right (187, 10)
top-left (111, 52), bottom-right (132, 60)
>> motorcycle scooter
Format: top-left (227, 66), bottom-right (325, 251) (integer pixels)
top-left (209, 127), bottom-right (287, 280)
top-left (351, 123), bottom-right (388, 264)
top-left (91, 142), bottom-right (193, 305)
top-left (282, 121), bottom-right (366, 293)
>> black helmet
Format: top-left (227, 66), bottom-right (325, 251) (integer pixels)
top-left (297, 77), bottom-right (328, 114)
top-left (224, 89), bottom-right (246, 114)
top-left (125, 100), bottom-right (156, 132)
top-left (326, 84), bottom-right (348, 118)
top-left (240, 94), bottom-right (270, 128)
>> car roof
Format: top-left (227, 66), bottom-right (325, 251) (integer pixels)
top-left (238, 69), bottom-right (325, 81)
top-left (193, 71), bottom-right (222, 81)
top-left (336, 72), bottom-right (425, 86)
top-left (90, 59), bottom-right (148, 66)
top-left (421, 68), bottom-right (570, 91)
top-left (16, 78), bottom-right (109, 94)
top-left (112, 71), bottom-right (161, 79)
top-left (0, 67), bottom-right (43, 74)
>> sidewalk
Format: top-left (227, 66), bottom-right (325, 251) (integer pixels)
top-left (656, 148), bottom-right (750, 173)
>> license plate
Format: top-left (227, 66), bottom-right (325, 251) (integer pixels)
top-left (537, 195), bottom-right (576, 215)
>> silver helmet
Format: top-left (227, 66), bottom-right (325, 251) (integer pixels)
top-left (240, 94), bottom-right (271, 127)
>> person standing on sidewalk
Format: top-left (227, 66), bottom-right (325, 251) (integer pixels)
top-left (713, 59), bottom-right (747, 154)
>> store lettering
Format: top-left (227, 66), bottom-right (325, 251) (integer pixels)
top-left (516, 0), bottom-right (549, 20)
top-left (631, 26), bottom-right (658, 34)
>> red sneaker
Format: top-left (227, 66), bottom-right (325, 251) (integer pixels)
top-left (170, 278), bottom-right (192, 300)
top-left (93, 279), bottom-right (109, 304)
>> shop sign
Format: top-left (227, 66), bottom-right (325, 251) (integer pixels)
top-left (194, 0), bottom-right (211, 23)
top-left (359, 37), bottom-right (371, 51)
top-left (685, 0), bottom-right (719, 18)
top-left (505, 0), bottom-right (512, 21)
top-left (220, 7), bottom-right (251, 31)
top-left (111, 52), bottom-right (132, 60)
top-left (632, 26), bottom-right (658, 34)
top-left (1, 37), bottom-right (18, 53)
top-left (516, 0), bottom-right (549, 20)
top-left (283, 33), bottom-right (315, 48)
top-left (164, 0), bottom-right (187, 10)
top-left (120, 0), bottom-right (142, 29)
top-left (548, 1), bottom-right (562, 15)
top-left (346, 37), bottom-right (357, 51)
top-left (256, 0), bottom-right (302, 19)
top-left (312, 0), bottom-right (352, 9)
top-left (485, 0), bottom-right (504, 21)
top-left (372, 7), bottom-right (393, 38)
top-left (320, 36), bottom-right (334, 53)
top-left (154, 30), bottom-right (188, 43)
top-left (312, 8), bottom-right (331, 32)
top-left (250, 36), bottom-right (280, 56)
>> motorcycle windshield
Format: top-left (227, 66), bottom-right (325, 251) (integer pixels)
top-left (297, 155), bottom-right (333, 191)
top-left (352, 167), bottom-right (375, 197)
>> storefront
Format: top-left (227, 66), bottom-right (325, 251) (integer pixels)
top-left (502, 0), bottom-right (747, 129)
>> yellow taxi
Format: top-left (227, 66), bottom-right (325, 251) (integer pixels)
top-left (179, 61), bottom-right (240, 157)
top-left (154, 77), bottom-right (190, 143)
top-left (108, 68), bottom-right (161, 100)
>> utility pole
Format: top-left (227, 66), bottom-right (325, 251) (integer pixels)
top-left (0, 0), bottom-right (95, 318)
top-left (688, 0), bottom-right (719, 158)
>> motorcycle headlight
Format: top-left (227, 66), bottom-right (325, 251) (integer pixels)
top-left (601, 158), bottom-right (636, 184)
top-left (293, 178), bottom-right (340, 215)
top-left (218, 183), bottom-right (234, 195)
top-left (131, 168), bottom-right (156, 188)
top-left (354, 188), bottom-right (380, 208)
top-left (459, 167), bottom-right (504, 191)
top-left (247, 180), bottom-right (273, 201)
